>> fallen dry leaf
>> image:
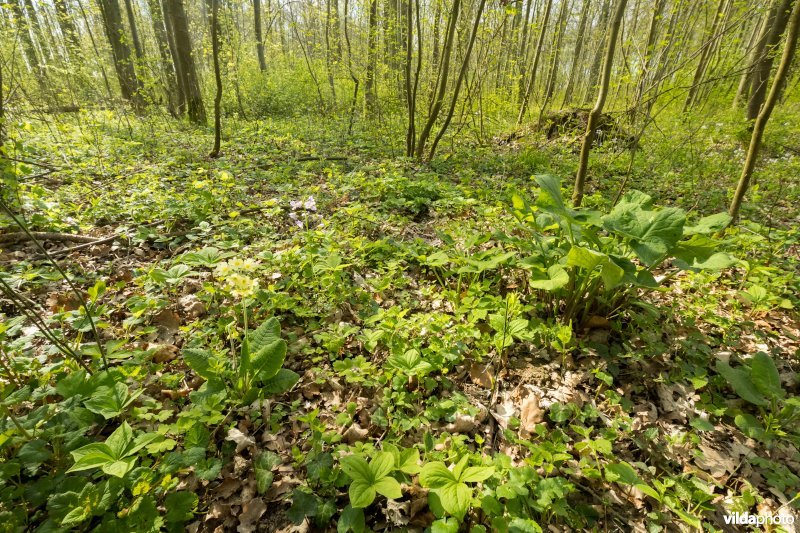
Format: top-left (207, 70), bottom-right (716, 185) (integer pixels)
top-left (226, 428), bottom-right (255, 453)
top-left (519, 395), bottom-right (544, 437)
top-left (237, 497), bottom-right (266, 533)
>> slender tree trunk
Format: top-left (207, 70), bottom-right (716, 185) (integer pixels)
top-left (516, 0), bottom-right (553, 125)
top-left (254, 0), bottom-right (267, 71)
top-left (414, 0), bottom-right (460, 157)
top-left (123, 0), bottom-right (144, 59)
top-left (515, 0), bottom-right (534, 101)
top-left (683, 0), bottom-right (727, 111)
top-left (427, 0), bottom-right (488, 160)
top-left (146, 0), bottom-right (180, 115)
top-left (562, 0), bottom-right (590, 107)
top-left (210, 0), bottom-right (222, 157)
top-left (343, 0), bottom-right (359, 133)
top-left (583, 0), bottom-right (611, 104)
top-left (365, 0), bottom-right (379, 114)
top-left (10, 0), bottom-right (43, 80)
top-left (747, 0), bottom-right (793, 121)
top-left (325, 0), bottom-right (337, 102)
top-left (163, 0), bottom-right (206, 123)
top-left (572, 0), bottom-right (627, 207)
top-left (98, 0), bottom-right (143, 105)
top-left (730, 0), bottom-right (800, 222)
top-left (733, 12), bottom-right (768, 108)
top-left (632, 0), bottom-right (665, 109)
top-left (54, 0), bottom-right (81, 54)
top-left (539, 0), bottom-right (569, 119)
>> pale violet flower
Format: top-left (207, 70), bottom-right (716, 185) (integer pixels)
top-left (303, 196), bottom-right (317, 212)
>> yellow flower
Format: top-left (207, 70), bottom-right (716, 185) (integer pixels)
top-left (215, 261), bottom-right (233, 277)
top-left (229, 258), bottom-right (245, 270)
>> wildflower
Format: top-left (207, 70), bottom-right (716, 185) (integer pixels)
top-left (303, 196), bottom-right (317, 212)
top-left (290, 199), bottom-right (303, 210)
top-left (215, 261), bottom-right (233, 277)
top-left (241, 258), bottom-right (260, 272)
top-left (229, 257), bottom-right (246, 270)
top-left (225, 273), bottom-right (259, 298)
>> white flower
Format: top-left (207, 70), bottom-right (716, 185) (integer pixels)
top-left (303, 196), bottom-right (317, 212)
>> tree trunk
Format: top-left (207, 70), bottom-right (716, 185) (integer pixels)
top-left (209, 0), bottom-right (222, 157)
top-left (163, 0), bottom-right (206, 124)
top-left (683, 0), bottom-right (727, 112)
top-left (54, 0), bottom-right (82, 54)
top-left (539, 0), bottom-right (569, 118)
top-left (562, 0), bottom-right (591, 107)
top-left (572, 0), bottom-right (627, 207)
top-left (583, 0), bottom-right (611, 104)
top-left (733, 12), bottom-right (768, 108)
top-left (365, 0), bottom-right (379, 114)
top-left (729, 0), bottom-right (800, 222)
top-left (147, 0), bottom-right (180, 115)
top-left (516, 0), bottom-right (553, 125)
top-left (254, 0), bottom-right (267, 71)
top-left (123, 0), bottom-right (144, 59)
top-left (632, 0), bottom-right (665, 109)
top-left (98, 0), bottom-right (143, 105)
top-left (747, 0), bottom-right (793, 121)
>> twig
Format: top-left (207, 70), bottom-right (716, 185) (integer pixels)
top-left (37, 234), bottom-right (122, 258)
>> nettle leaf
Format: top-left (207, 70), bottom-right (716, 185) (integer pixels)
top-left (260, 368), bottom-right (300, 394)
top-left (715, 360), bottom-right (768, 406)
top-left (749, 352), bottom-right (784, 400)
top-left (84, 382), bottom-right (142, 419)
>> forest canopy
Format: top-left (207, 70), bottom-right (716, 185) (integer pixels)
top-left (0, 0), bottom-right (799, 530)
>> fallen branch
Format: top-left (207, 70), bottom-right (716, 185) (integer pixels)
top-left (40, 234), bottom-right (122, 258)
top-left (0, 231), bottom-right (99, 244)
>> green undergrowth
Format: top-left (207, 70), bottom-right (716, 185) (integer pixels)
top-left (1, 114), bottom-right (798, 531)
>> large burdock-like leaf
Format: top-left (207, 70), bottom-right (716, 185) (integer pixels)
top-left (603, 193), bottom-right (686, 267)
top-left (715, 360), bottom-right (768, 406)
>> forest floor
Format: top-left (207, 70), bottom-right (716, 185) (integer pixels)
top-left (1, 114), bottom-right (799, 531)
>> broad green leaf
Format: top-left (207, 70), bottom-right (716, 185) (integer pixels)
top-left (182, 348), bottom-right (216, 381)
top-left (509, 518), bottom-right (543, 533)
top-left (533, 175), bottom-right (570, 219)
top-left (529, 265), bottom-right (569, 291)
top-left (102, 457), bottom-right (136, 478)
top-left (372, 476), bottom-right (402, 499)
top-left (84, 382), bottom-right (142, 419)
top-left (248, 317), bottom-right (282, 355)
top-left (369, 452), bottom-right (395, 480)
top-left (395, 448), bottom-right (421, 474)
top-left (260, 368), bottom-right (300, 394)
top-left (341, 455), bottom-right (372, 483)
top-left (105, 422), bottom-right (134, 458)
top-left (684, 212), bottom-right (732, 235)
top-left (749, 352), bottom-right (783, 400)
top-left (247, 339), bottom-right (287, 382)
top-left (435, 481), bottom-right (473, 519)
top-left (603, 201), bottom-right (686, 267)
top-left (348, 479), bottom-right (377, 508)
top-left (68, 444), bottom-right (115, 473)
top-left (460, 466), bottom-right (495, 483)
top-left (634, 483), bottom-right (662, 502)
top-left (715, 360), bottom-right (768, 406)
top-left (734, 414), bottom-right (765, 440)
top-left (604, 462), bottom-right (641, 485)
top-left (387, 350), bottom-right (433, 376)
top-left (566, 246), bottom-right (606, 271)
top-left (420, 461), bottom-right (456, 488)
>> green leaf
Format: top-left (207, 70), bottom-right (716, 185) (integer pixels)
top-left (247, 339), bottom-right (287, 382)
top-left (604, 462), bottom-right (641, 485)
top-left (529, 265), bottom-right (569, 291)
top-left (248, 317), bottom-right (282, 356)
top-left (435, 481), bottom-right (473, 519)
top-left (369, 452), bottom-right (395, 480)
top-left (684, 212), bottom-right (732, 235)
top-left (508, 518), bottom-right (543, 533)
top-left (260, 368), bottom-right (299, 394)
top-left (164, 492), bottom-right (198, 523)
top-left (67, 443), bottom-right (115, 473)
top-left (460, 466), bottom-right (495, 483)
top-left (534, 175), bottom-right (571, 219)
top-left (420, 461), bottom-right (457, 489)
top-left (17, 440), bottom-right (52, 471)
top-left (84, 382), bottom-right (142, 419)
top-left (102, 457), bottom-right (136, 478)
top-left (254, 451), bottom-right (281, 494)
top-left (635, 483), bottom-right (662, 502)
top-left (749, 352), bottom-right (784, 400)
top-left (182, 348), bottom-right (216, 381)
top-left (395, 447), bottom-right (421, 475)
top-left (603, 199), bottom-right (686, 267)
top-left (348, 480), bottom-right (377, 508)
top-left (715, 360), bottom-right (768, 406)
top-left (372, 476), bottom-right (402, 499)
top-left (337, 505), bottom-right (366, 533)
top-left (341, 455), bottom-right (372, 483)
top-left (105, 422), bottom-right (134, 458)
top-left (734, 414), bottom-right (766, 440)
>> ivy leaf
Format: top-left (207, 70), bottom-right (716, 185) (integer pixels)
top-left (254, 451), bottom-right (281, 494)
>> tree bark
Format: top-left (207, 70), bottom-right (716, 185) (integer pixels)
top-left (147, 0), bottom-right (181, 115)
top-left (365, 0), bottom-right (379, 114)
top-left (210, 0), bottom-right (222, 157)
top-left (729, 0), bottom-right (800, 222)
top-left (572, 0), bottom-right (627, 207)
top-left (683, 0), bottom-right (727, 111)
top-left (747, 0), bottom-right (793, 121)
top-left (562, 0), bottom-right (591, 107)
top-left (123, 0), bottom-right (144, 59)
top-left (163, 0), bottom-right (206, 124)
top-left (583, 0), bottom-right (611, 105)
top-left (98, 0), bottom-right (143, 105)
top-left (254, 0), bottom-right (267, 71)
top-left (516, 0), bottom-right (553, 125)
